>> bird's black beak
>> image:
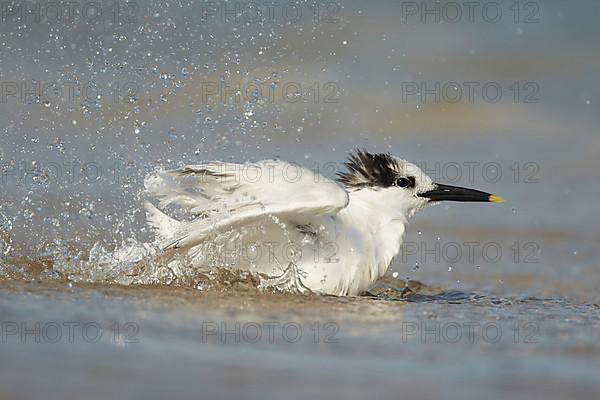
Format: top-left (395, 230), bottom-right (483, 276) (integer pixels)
top-left (418, 183), bottom-right (504, 203)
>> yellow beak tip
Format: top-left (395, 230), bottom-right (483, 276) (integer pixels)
top-left (488, 195), bottom-right (505, 203)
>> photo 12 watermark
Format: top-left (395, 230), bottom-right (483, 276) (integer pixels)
top-left (200, 81), bottom-right (340, 104)
top-left (201, 321), bottom-right (339, 344)
top-left (402, 81), bottom-right (540, 104)
top-left (1, 1), bottom-right (140, 24)
top-left (400, 1), bottom-right (540, 24)
top-left (174, 238), bottom-right (342, 268)
top-left (1, 321), bottom-right (140, 344)
top-left (1, 160), bottom-right (140, 186)
top-left (401, 239), bottom-right (541, 265)
top-left (400, 321), bottom-right (539, 343)
top-left (197, 1), bottom-right (341, 24)
top-left (0, 80), bottom-right (139, 105)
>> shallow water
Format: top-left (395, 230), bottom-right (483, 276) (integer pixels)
top-left (2, 0), bottom-right (600, 398)
top-left (2, 226), bottom-right (600, 399)
top-left (1, 278), bottom-right (598, 400)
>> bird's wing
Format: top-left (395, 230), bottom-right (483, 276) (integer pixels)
top-left (144, 160), bottom-right (349, 250)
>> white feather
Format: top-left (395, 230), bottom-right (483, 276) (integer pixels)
top-left (144, 160), bottom-right (349, 251)
top-left (144, 201), bottom-right (180, 241)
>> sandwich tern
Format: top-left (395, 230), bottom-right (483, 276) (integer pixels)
top-left (144, 149), bottom-right (503, 295)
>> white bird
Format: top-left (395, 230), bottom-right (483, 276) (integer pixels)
top-left (143, 149), bottom-right (503, 296)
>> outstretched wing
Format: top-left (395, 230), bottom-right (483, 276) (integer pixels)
top-left (144, 160), bottom-right (349, 250)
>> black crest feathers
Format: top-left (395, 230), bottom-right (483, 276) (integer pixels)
top-left (336, 149), bottom-right (400, 189)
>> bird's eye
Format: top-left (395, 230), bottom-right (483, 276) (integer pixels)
top-left (396, 177), bottom-right (414, 188)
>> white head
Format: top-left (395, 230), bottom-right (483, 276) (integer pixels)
top-left (337, 149), bottom-right (503, 223)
